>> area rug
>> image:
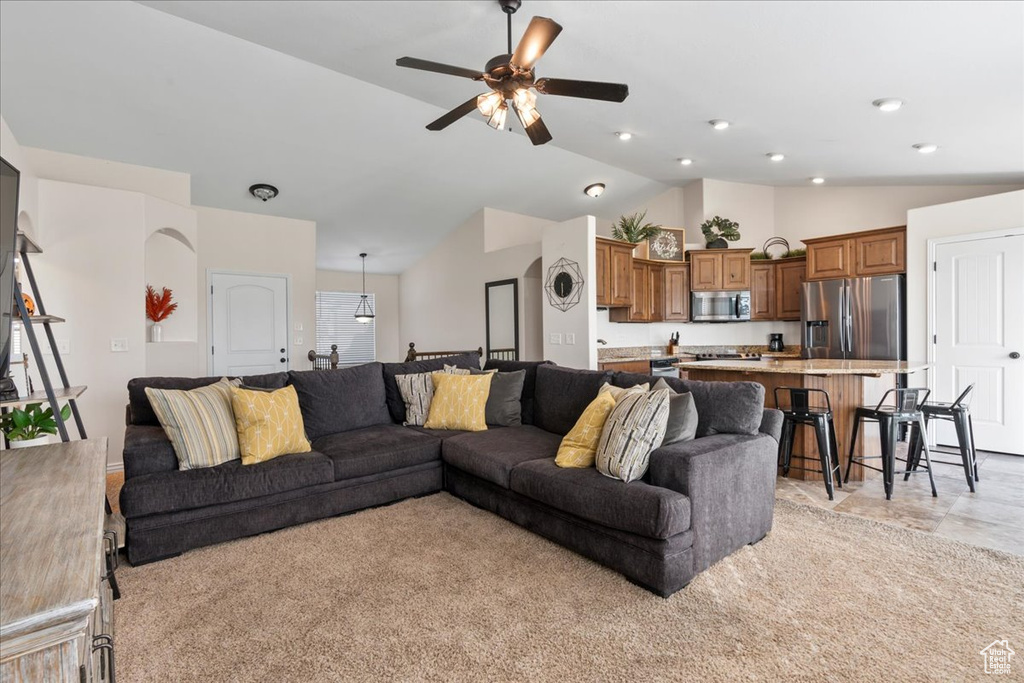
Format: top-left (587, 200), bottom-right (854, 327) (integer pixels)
top-left (115, 494), bottom-right (1024, 682)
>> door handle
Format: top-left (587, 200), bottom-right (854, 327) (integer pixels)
top-left (1011, 352), bottom-right (1021, 359)
top-left (280, 358), bottom-right (287, 363)
top-left (280, 348), bottom-right (286, 353)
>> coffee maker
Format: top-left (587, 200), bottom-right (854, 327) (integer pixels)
top-left (768, 333), bottom-right (784, 352)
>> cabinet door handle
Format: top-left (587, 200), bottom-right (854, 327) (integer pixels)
top-left (92, 636), bottom-right (115, 682)
top-left (102, 530), bottom-right (118, 578)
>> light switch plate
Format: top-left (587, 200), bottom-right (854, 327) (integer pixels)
top-left (549, 333), bottom-right (562, 345)
top-left (294, 322), bottom-right (303, 332)
top-left (565, 333), bottom-right (576, 345)
top-left (110, 338), bottom-right (127, 353)
top-left (57, 339), bottom-right (71, 354)
top-left (294, 336), bottom-right (303, 346)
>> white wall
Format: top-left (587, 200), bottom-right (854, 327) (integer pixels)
top-left (194, 205), bottom-right (316, 374)
top-left (400, 209), bottom-right (543, 360)
top-left (0, 116), bottom-right (40, 243)
top-left (906, 190), bottom-right (1024, 363)
top-left (315, 269), bottom-right (400, 363)
top-left (483, 207), bottom-right (553, 253)
top-left (542, 216), bottom-right (597, 369)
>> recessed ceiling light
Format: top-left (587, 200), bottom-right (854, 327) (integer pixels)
top-left (811, 177), bottom-right (825, 185)
top-left (584, 183), bottom-right (606, 198)
top-left (615, 131), bottom-right (632, 141)
top-left (249, 183), bottom-right (279, 202)
top-left (913, 143), bottom-right (938, 154)
top-left (679, 158), bottom-right (693, 166)
top-left (709, 119), bottom-right (730, 130)
top-left (767, 153), bottom-right (785, 162)
top-left (872, 98), bottom-right (904, 112)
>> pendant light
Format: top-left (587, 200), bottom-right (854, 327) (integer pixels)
top-left (354, 253), bottom-right (375, 323)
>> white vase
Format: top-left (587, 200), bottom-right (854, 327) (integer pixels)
top-left (150, 322), bottom-right (163, 343)
top-left (10, 435), bottom-right (53, 449)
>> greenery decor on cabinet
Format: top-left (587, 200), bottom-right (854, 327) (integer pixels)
top-left (0, 402), bottom-right (72, 446)
top-left (784, 248), bottom-right (806, 258)
top-left (611, 211), bottom-right (662, 245)
top-left (700, 216), bottom-right (741, 248)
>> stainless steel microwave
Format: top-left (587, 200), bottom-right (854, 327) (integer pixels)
top-left (691, 291), bottom-right (751, 322)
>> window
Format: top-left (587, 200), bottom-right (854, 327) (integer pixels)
top-left (315, 291), bottom-right (375, 365)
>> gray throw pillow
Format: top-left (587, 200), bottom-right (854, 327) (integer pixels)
top-left (470, 368), bottom-right (526, 427)
top-left (653, 378), bottom-right (699, 445)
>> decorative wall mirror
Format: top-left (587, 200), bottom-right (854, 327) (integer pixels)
top-left (485, 279), bottom-right (519, 361)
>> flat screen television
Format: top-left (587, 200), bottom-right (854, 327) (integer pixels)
top-left (0, 156), bottom-right (21, 381)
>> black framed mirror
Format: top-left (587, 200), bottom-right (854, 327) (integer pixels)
top-left (485, 279), bottom-right (519, 361)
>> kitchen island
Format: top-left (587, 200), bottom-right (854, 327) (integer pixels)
top-left (674, 358), bottom-right (930, 482)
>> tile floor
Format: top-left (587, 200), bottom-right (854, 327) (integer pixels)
top-left (776, 446), bottom-right (1024, 555)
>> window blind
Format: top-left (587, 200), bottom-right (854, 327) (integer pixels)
top-left (315, 291), bottom-right (375, 365)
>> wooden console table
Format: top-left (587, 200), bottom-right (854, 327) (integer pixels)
top-left (0, 439), bottom-right (116, 682)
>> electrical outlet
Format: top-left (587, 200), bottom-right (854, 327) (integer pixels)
top-left (294, 336), bottom-right (303, 346)
top-left (110, 338), bottom-right (127, 353)
top-left (565, 333), bottom-right (576, 345)
top-left (57, 339), bottom-right (71, 354)
top-left (294, 323), bottom-right (303, 332)
top-left (549, 333), bottom-right (562, 345)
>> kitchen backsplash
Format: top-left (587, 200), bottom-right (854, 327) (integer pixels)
top-left (597, 309), bottom-right (802, 349)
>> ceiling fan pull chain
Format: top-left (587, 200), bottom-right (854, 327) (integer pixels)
top-left (507, 11), bottom-right (512, 55)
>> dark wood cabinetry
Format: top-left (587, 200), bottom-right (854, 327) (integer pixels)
top-left (595, 237), bottom-right (634, 307)
top-left (750, 262), bottom-right (776, 320)
top-left (610, 259), bottom-right (664, 323)
top-left (774, 257), bottom-right (806, 321)
top-left (689, 249), bottom-right (753, 291)
top-left (663, 264), bottom-right (690, 321)
top-left (598, 359), bottom-right (652, 373)
top-left (804, 226), bottom-right (905, 281)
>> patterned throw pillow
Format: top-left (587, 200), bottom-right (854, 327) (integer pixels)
top-left (555, 390), bottom-right (617, 468)
top-left (145, 378), bottom-right (242, 470)
top-left (230, 385), bottom-right (312, 465)
top-left (396, 366), bottom-right (477, 426)
top-left (423, 373), bottom-right (493, 431)
top-left (598, 382), bottom-right (649, 400)
top-left (595, 388), bottom-right (671, 483)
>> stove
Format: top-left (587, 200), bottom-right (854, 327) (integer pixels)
top-left (693, 352), bottom-right (762, 361)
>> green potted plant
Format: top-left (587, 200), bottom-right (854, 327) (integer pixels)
top-left (611, 211), bottom-right (662, 257)
top-left (700, 215), bottom-right (741, 248)
top-left (0, 402), bottom-right (72, 448)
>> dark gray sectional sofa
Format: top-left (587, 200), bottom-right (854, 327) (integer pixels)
top-left (120, 354), bottom-right (782, 597)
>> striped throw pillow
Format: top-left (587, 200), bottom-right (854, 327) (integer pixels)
top-left (595, 388), bottom-right (671, 483)
top-left (145, 378), bottom-right (242, 470)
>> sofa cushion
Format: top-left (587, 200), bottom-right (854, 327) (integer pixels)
top-left (612, 372), bottom-right (765, 437)
top-left (123, 425), bottom-right (178, 478)
top-left (119, 451), bottom-right (334, 518)
top-left (443, 425), bottom-right (561, 488)
top-left (533, 365), bottom-right (613, 436)
top-left (382, 352), bottom-right (482, 423)
top-left (481, 359), bottom-right (553, 425)
top-left (510, 459), bottom-right (691, 540)
top-left (311, 424), bottom-right (441, 481)
top-left (288, 363), bottom-right (391, 441)
top-left (128, 372), bottom-right (289, 426)
top-left (405, 425), bottom-right (469, 441)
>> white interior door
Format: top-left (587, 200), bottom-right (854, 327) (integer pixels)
top-left (210, 272), bottom-right (289, 376)
top-left (932, 234), bottom-right (1024, 454)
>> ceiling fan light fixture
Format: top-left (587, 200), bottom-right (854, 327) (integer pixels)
top-left (515, 103), bottom-right (541, 129)
top-left (487, 101), bottom-right (509, 130)
top-left (476, 91), bottom-right (503, 117)
top-left (584, 183), bottom-right (605, 198)
top-left (513, 87), bottom-right (536, 109)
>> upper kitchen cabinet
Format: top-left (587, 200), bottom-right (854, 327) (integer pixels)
top-left (804, 226), bottom-right (905, 280)
top-left (750, 261), bottom-right (776, 320)
top-left (595, 237), bottom-right (634, 307)
top-left (610, 259), bottom-right (664, 323)
top-left (689, 249), bottom-right (753, 291)
top-left (774, 257), bottom-right (806, 321)
top-left (663, 263), bottom-right (690, 322)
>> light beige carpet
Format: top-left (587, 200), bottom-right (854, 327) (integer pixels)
top-left (116, 494), bottom-right (1023, 682)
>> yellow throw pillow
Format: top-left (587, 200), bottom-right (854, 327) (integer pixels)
top-left (423, 372), bottom-right (492, 432)
top-left (555, 391), bottom-right (617, 468)
top-left (230, 385), bottom-right (311, 465)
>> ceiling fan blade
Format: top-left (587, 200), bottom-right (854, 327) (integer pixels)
top-left (426, 96), bottom-right (481, 131)
top-left (535, 78), bottom-right (629, 102)
top-left (512, 102), bottom-right (553, 146)
top-left (396, 57), bottom-right (483, 80)
top-left (510, 16), bottom-right (563, 70)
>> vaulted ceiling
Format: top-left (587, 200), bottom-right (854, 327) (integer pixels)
top-left (2, 1), bottom-right (1021, 272)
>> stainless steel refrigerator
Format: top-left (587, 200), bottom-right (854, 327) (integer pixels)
top-left (801, 275), bottom-right (906, 360)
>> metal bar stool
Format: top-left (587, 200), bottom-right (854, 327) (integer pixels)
top-left (845, 387), bottom-right (936, 500)
top-left (905, 383), bottom-right (978, 491)
top-left (774, 387), bottom-right (842, 500)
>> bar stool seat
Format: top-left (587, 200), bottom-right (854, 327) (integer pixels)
top-left (906, 383), bottom-right (978, 491)
top-left (774, 387), bottom-right (842, 500)
top-left (845, 387), bottom-right (936, 500)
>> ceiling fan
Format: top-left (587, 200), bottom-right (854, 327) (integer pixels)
top-left (396, 0), bottom-right (629, 146)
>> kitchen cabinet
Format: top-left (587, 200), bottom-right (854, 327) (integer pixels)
top-left (750, 262), bottom-right (776, 320)
top-left (774, 257), bottom-right (807, 321)
top-left (804, 226), bottom-right (905, 281)
top-left (688, 249), bottom-right (753, 291)
top-left (663, 264), bottom-right (690, 321)
top-left (610, 259), bottom-right (663, 323)
top-left (598, 359), bottom-right (652, 374)
top-left (595, 237), bottom-right (634, 307)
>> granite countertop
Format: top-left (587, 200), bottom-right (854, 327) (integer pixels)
top-left (600, 354), bottom-right (697, 363)
top-left (674, 359), bottom-right (931, 376)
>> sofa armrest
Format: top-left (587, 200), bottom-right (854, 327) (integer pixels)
top-left (123, 425), bottom-right (178, 480)
top-left (759, 409), bottom-right (783, 442)
top-left (648, 433), bottom-right (777, 572)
